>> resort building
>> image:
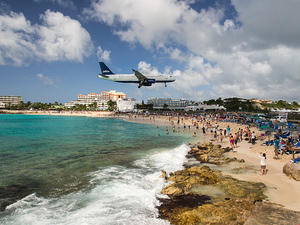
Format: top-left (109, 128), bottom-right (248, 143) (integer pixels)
top-left (117, 98), bottom-right (136, 112)
top-left (147, 98), bottom-right (189, 109)
top-left (252, 99), bottom-right (273, 104)
top-left (108, 90), bottom-right (127, 101)
top-left (64, 90), bottom-right (127, 110)
top-left (185, 104), bottom-right (226, 111)
top-left (0, 96), bottom-right (22, 107)
top-left (0, 102), bottom-right (6, 108)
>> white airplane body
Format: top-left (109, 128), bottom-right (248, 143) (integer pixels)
top-left (98, 62), bottom-right (175, 88)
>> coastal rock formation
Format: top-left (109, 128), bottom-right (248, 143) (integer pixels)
top-left (158, 143), bottom-right (267, 225)
top-left (0, 184), bottom-right (33, 211)
top-left (164, 198), bottom-right (257, 225)
top-left (160, 170), bottom-right (168, 180)
top-left (159, 165), bottom-right (266, 224)
top-left (187, 143), bottom-right (241, 165)
top-left (283, 162), bottom-right (300, 181)
top-left (245, 202), bottom-right (300, 225)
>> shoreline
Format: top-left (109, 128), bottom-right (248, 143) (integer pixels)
top-left (1, 110), bottom-right (300, 222)
top-left (117, 115), bottom-right (300, 212)
top-left (2, 110), bottom-right (299, 211)
top-left (0, 109), bottom-right (115, 117)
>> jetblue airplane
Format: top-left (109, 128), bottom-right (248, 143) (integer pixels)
top-left (98, 62), bottom-right (175, 88)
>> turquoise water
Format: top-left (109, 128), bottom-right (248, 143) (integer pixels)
top-left (0, 115), bottom-right (187, 197)
top-left (0, 114), bottom-right (193, 224)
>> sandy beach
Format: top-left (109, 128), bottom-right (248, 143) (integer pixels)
top-left (119, 113), bottom-right (300, 212)
top-left (0, 110), bottom-right (115, 117)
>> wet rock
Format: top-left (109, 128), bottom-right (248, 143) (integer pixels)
top-left (0, 185), bottom-right (34, 211)
top-left (157, 194), bottom-right (211, 220)
top-left (245, 202), bottom-right (300, 225)
top-left (158, 143), bottom-right (268, 225)
top-left (166, 198), bottom-right (256, 225)
top-left (160, 170), bottom-right (168, 180)
top-left (187, 143), bottom-right (233, 165)
top-left (183, 160), bottom-right (201, 168)
top-left (283, 162), bottom-right (300, 181)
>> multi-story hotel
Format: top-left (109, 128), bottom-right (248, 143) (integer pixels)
top-left (117, 98), bottom-right (136, 112)
top-left (0, 96), bottom-right (22, 107)
top-left (147, 98), bottom-right (189, 109)
top-left (64, 90), bottom-right (127, 110)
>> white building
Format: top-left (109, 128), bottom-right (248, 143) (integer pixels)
top-left (185, 104), bottom-right (226, 111)
top-left (147, 98), bottom-right (189, 109)
top-left (0, 102), bottom-right (6, 108)
top-left (64, 90), bottom-right (128, 110)
top-left (0, 96), bottom-right (22, 106)
top-left (117, 98), bottom-right (136, 112)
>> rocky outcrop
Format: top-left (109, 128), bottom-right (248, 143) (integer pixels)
top-left (157, 143), bottom-right (268, 225)
top-left (0, 185), bottom-right (34, 211)
top-left (160, 170), bottom-right (168, 180)
top-left (158, 143), bottom-right (300, 224)
top-left (159, 165), bottom-right (266, 224)
top-left (187, 143), bottom-right (243, 165)
top-left (283, 162), bottom-right (300, 181)
top-left (245, 202), bottom-right (300, 225)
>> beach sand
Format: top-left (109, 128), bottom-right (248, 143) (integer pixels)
top-left (121, 114), bottom-right (300, 212)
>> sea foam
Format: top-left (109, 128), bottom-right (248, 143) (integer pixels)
top-left (1, 144), bottom-right (190, 225)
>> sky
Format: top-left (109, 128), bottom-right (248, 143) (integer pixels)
top-left (0, 0), bottom-right (299, 103)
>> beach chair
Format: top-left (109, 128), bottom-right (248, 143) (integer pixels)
top-left (288, 122), bottom-right (297, 129)
top-left (280, 131), bottom-right (290, 139)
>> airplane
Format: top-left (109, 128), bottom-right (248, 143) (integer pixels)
top-left (98, 62), bottom-right (175, 88)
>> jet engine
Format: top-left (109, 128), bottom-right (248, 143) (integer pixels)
top-left (143, 79), bottom-right (156, 86)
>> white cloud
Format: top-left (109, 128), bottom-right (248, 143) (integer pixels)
top-left (85, 0), bottom-right (300, 101)
top-left (36, 73), bottom-right (56, 86)
top-left (96, 45), bottom-right (111, 62)
top-left (0, 10), bottom-right (93, 66)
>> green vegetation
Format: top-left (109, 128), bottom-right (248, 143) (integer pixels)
top-left (203, 98), bottom-right (300, 112)
top-left (261, 100), bottom-right (300, 110)
top-left (136, 101), bottom-right (153, 110)
top-left (163, 104), bottom-right (169, 110)
top-left (7, 101), bottom-right (102, 111)
top-left (203, 97), bottom-right (266, 112)
top-left (8, 101), bottom-right (64, 110)
top-left (107, 100), bottom-right (117, 111)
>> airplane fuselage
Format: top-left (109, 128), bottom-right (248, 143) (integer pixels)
top-left (98, 74), bottom-right (175, 83)
top-left (98, 62), bottom-right (175, 87)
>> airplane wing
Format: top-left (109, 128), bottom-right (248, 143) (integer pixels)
top-left (132, 69), bottom-right (147, 82)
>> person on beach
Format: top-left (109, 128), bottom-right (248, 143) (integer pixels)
top-left (226, 126), bottom-right (230, 136)
top-left (259, 153), bottom-right (267, 175)
top-left (219, 131), bottom-right (224, 142)
top-left (166, 128), bottom-right (169, 135)
top-left (251, 131), bottom-right (256, 144)
top-left (229, 135), bottom-right (235, 149)
top-left (239, 129), bottom-right (243, 141)
top-left (274, 137), bottom-right (280, 158)
top-left (202, 126), bottom-right (206, 134)
top-left (214, 130), bottom-right (217, 140)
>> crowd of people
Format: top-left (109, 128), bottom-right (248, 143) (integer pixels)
top-left (122, 111), bottom-right (300, 176)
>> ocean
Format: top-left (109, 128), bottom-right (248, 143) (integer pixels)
top-left (0, 114), bottom-right (191, 225)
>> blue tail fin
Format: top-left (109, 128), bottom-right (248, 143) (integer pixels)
top-left (99, 62), bottom-right (114, 75)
